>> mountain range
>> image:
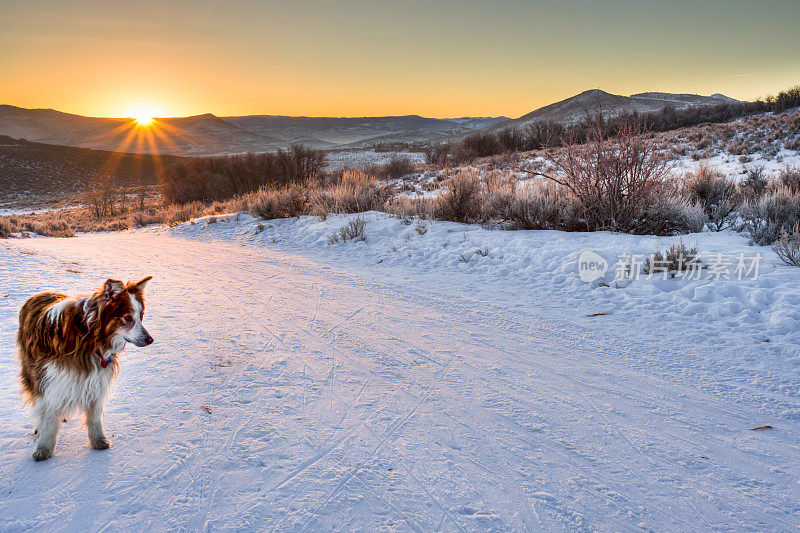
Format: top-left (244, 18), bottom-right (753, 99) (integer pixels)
top-left (0, 90), bottom-right (738, 156)
top-left (485, 89), bottom-right (738, 133)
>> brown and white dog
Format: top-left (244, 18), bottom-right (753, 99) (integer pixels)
top-left (16, 277), bottom-right (153, 461)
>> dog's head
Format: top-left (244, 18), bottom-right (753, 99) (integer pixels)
top-left (97, 276), bottom-right (154, 348)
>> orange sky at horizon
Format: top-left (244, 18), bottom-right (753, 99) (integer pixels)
top-left (2, 0), bottom-right (798, 120)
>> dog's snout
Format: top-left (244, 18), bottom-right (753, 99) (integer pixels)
top-left (145, 335), bottom-right (154, 345)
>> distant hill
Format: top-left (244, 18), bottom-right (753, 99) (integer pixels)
top-left (0, 106), bottom-right (282, 156)
top-left (0, 106), bottom-right (507, 155)
top-left (0, 90), bottom-right (739, 156)
top-left (0, 135), bottom-right (187, 206)
top-left (223, 114), bottom-right (507, 146)
top-left (486, 89), bottom-right (740, 132)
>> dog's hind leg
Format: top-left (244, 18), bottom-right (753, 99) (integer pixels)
top-left (32, 400), bottom-right (62, 461)
top-left (86, 401), bottom-right (110, 450)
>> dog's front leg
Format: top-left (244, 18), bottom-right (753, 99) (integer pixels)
top-left (86, 401), bottom-right (110, 450)
top-left (32, 401), bottom-right (62, 461)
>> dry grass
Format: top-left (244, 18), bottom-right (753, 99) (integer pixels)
top-left (310, 171), bottom-right (394, 218)
top-left (389, 164), bottom-right (703, 236)
top-left (244, 183), bottom-right (315, 220)
top-left (327, 215), bottom-right (368, 244)
top-left (16, 113), bottom-right (799, 240)
top-left (487, 181), bottom-right (577, 231)
top-left (0, 194), bottom-right (214, 238)
top-left (0, 172), bottom-right (392, 238)
top-left (434, 170), bottom-right (484, 223)
top-left (0, 212), bottom-right (77, 238)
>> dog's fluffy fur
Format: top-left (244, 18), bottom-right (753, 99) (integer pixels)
top-left (17, 277), bottom-right (153, 461)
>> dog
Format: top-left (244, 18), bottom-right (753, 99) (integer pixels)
top-left (16, 277), bottom-right (153, 461)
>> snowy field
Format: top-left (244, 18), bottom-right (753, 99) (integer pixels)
top-left (325, 150), bottom-right (426, 171)
top-left (670, 147), bottom-right (800, 180)
top-left (1, 214), bottom-right (799, 530)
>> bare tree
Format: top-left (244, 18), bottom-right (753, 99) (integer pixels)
top-left (532, 120), bottom-right (671, 232)
top-left (85, 172), bottom-right (116, 218)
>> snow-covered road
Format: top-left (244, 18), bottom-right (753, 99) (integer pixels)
top-left (1, 221), bottom-right (798, 531)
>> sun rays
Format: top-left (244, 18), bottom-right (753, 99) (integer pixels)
top-left (125, 105), bottom-right (162, 126)
top-left (88, 107), bottom-right (189, 180)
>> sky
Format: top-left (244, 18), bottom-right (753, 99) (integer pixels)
top-left (1, 0), bottom-right (798, 119)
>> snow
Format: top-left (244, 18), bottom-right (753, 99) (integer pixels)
top-left (670, 147), bottom-right (800, 180)
top-left (325, 150), bottom-right (425, 171)
top-left (0, 206), bottom-right (75, 217)
top-left (1, 213), bottom-right (799, 530)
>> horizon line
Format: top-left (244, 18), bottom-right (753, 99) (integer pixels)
top-left (1, 87), bottom-right (748, 122)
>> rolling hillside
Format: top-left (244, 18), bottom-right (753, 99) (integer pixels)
top-left (223, 114), bottom-right (507, 146)
top-left (0, 89), bottom-right (739, 156)
top-left (0, 106), bottom-right (506, 155)
top-left (0, 106), bottom-right (282, 156)
top-left (0, 136), bottom-right (186, 206)
top-left (486, 89), bottom-right (739, 132)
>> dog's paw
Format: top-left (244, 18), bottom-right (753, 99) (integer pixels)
top-left (91, 437), bottom-right (110, 450)
top-left (32, 448), bottom-right (53, 461)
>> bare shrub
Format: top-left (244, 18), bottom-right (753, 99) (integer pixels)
top-left (487, 183), bottom-right (577, 230)
top-left (460, 133), bottom-right (503, 161)
top-left (38, 220), bottom-right (75, 237)
top-left (507, 189), bottom-right (571, 230)
top-left (480, 171), bottom-right (518, 218)
top-left (159, 146), bottom-right (325, 204)
top-left (705, 200), bottom-right (738, 232)
top-left (246, 184), bottom-right (311, 220)
top-left (0, 217), bottom-right (76, 238)
top-left (779, 166), bottom-right (800, 194)
top-left (248, 193), bottom-right (282, 221)
top-left (131, 210), bottom-right (165, 228)
top-left (497, 128), bottom-right (524, 152)
top-left (434, 171), bottom-right (483, 223)
top-left (134, 184), bottom-right (149, 211)
top-left (379, 156), bottom-right (415, 180)
top-left (523, 121), bottom-right (566, 150)
top-left (739, 166), bottom-right (769, 199)
top-left (0, 214), bottom-right (76, 237)
top-left (481, 170), bottom-right (515, 197)
top-left (425, 144), bottom-right (452, 166)
top-left (634, 196), bottom-right (706, 235)
top-left (312, 171), bottom-right (392, 216)
top-left (0, 219), bottom-right (12, 238)
top-left (539, 121), bottom-right (671, 232)
top-left (642, 240), bottom-right (701, 275)
top-left (85, 173), bottom-right (117, 218)
top-left (384, 196), bottom-right (435, 219)
top-left (739, 187), bottom-right (800, 245)
top-left (328, 216), bottom-right (368, 244)
top-left (773, 223), bottom-right (800, 266)
top-left (683, 164), bottom-right (739, 231)
top-left (162, 202), bottom-right (205, 227)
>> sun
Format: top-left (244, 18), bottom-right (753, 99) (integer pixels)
top-left (126, 105), bottom-right (162, 126)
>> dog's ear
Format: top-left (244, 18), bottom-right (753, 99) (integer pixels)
top-left (102, 279), bottom-right (125, 299)
top-left (134, 276), bottom-right (152, 290)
